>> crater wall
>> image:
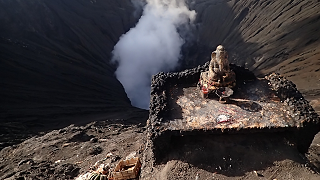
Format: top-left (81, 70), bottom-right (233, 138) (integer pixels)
top-left (0, 0), bottom-right (319, 141)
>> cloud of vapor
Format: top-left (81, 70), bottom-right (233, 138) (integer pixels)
top-left (112, 0), bottom-right (196, 109)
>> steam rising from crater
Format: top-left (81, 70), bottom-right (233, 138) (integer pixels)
top-left (112, 0), bottom-right (196, 109)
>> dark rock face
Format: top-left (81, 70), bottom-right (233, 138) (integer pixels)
top-left (0, 1), bottom-right (140, 121)
top-left (0, 0), bottom-right (144, 148)
top-left (186, 0), bottom-right (320, 70)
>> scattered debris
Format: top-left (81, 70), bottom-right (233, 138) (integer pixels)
top-left (89, 146), bottom-right (103, 155)
top-left (89, 172), bottom-right (109, 180)
top-left (62, 143), bottom-right (72, 147)
top-left (125, 152), bottom-right (137, 160)
top-left (55, 159), bottom-right (64, 164)
top-left (90, 137), bottom-right (98, 143)
top-left (195, 173), bottom-right (199, 180)
top-left (76, 172), bottom-right (92, 180)
top-left (18, 159), bottom-right (34, 166)
top-left (76, 153), bottom-right (141, 180)
top-left (99, 139), bottom-right (108, 142)
top-left (268, 169), bottom-right (279, 180)
top-left (106, 152), bottom-right (113, 158)
top-left (253, 170), bottom-right (264, 177)
top-left (111, 155), bottom-right (121, 163)
top-left (82, 163), bottom-right (113, 180)
top-left (112, 157), bottom-right (141, 180)
top-left (216, 114), bottom-right (233, 124)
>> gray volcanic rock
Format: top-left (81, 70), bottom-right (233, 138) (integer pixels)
top-left (0, 0), bottom-right (139, 117)
top-left (0, 2), bottom-right (140, 108)
top-left (0, 0), bottom-right (145, 147)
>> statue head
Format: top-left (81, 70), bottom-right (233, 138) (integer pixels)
top-left (212, 45), bottom-right (227, 59)
top-left (216, 45), bottom-right (225, 51)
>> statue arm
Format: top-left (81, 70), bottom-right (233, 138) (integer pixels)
top-left (210, 52), bottom-right (217, 71)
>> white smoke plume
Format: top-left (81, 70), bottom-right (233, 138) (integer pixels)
top-left (112, 0), bottom-right (196, 109)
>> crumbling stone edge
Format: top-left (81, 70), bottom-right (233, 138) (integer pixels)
top-left (266, 73), bottom-right (320, 153)
top-left (140, 64), bottom-right (320, 178)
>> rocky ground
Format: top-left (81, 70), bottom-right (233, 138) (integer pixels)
top-left (0, 118), bottom-right (147, 180)
top-left (1, 117), bottom-right (320, 179)
top-left (144, 133), bottom-right (320, 180)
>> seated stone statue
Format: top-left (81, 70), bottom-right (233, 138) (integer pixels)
top-left (208, 45), bottom-right (235, 85)
top-left (198, 45), bottom-right (236, 100)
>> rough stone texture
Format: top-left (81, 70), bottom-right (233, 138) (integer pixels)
top-left (266, 73), bottom-right (320, 153)
top-left (147, 63), bottom-right (320, 164)
top-left (0, 120), bottom-right (146, 180)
